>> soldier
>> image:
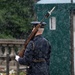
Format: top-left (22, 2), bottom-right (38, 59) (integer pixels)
top-left (15, 21), bottom-right (51, 75)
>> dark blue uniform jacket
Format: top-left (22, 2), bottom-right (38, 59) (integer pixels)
top-left (18, 35), bottom-right (51, 75)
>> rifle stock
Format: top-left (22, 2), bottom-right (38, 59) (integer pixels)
top-left (18, 24), bottom-right (41, 57)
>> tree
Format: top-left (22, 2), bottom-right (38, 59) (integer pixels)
top-left (0, 0), bottom-right (35, 39)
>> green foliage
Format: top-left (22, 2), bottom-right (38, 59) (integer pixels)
top-left (0, 33), bottom-right (13, 39)
top-left (0, 0), bottom-right (35, 39)
top-left (20, 71), bottom-right (26, 75)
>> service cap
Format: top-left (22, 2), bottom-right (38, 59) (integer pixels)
top-left (31, 21), bottom-right (46, 28)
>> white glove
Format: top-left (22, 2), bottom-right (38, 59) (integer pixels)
top-left (15, 55), bottom-right (20, 61)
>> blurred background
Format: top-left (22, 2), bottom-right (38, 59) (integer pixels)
top-left (0, 0), bottom-right (40, 39)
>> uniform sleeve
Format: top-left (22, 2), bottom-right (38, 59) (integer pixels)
top-left (46, 42), bottom-right (51, 65)
top-left (18, 41), bottom-right (33, 65)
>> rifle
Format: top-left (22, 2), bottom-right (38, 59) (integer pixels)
top-left (18, 6), bottom-right (55, 57)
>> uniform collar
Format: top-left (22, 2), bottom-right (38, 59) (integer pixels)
top-left (33, 34), bottom-right (42, 41)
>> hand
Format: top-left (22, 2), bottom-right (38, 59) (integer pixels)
top-left (15, 55), bottom-right (20, 61)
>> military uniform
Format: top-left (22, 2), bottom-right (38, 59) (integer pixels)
top-left (18, 21), bottom-right (51, 75)
top-left (18, 35), bottom-right (51, 75)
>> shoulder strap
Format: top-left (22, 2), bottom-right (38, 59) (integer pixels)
top-left (31, 41), bottom-right (35, 50)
